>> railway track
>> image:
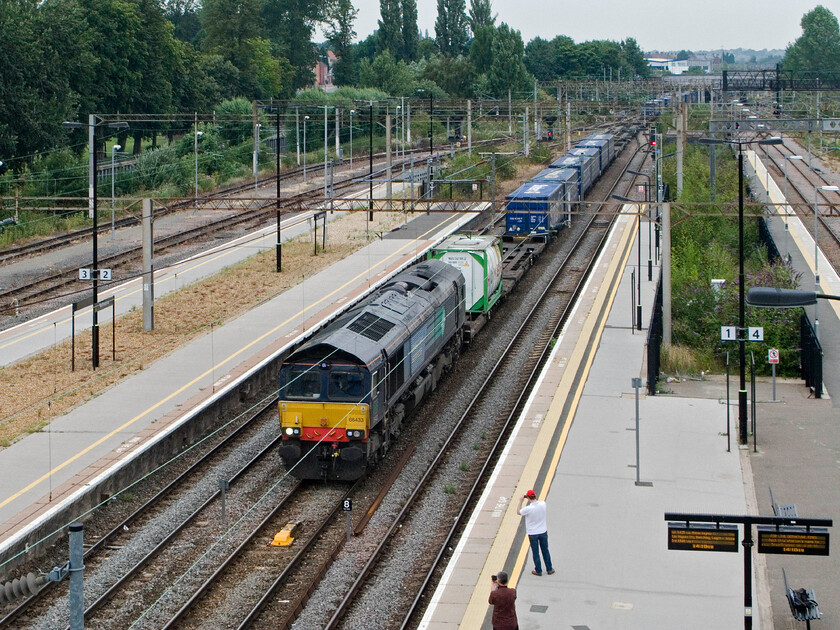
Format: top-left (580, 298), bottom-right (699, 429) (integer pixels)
top-left (0, 139), bottom-right (510, 321)
top-left (0, 395), bottom-right (283, 628)
top-left (0, 168), bottom-right (295, 265)
top-left (762, 140), bottom-right (840, 273)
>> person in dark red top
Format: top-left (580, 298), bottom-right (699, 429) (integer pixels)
top-left (488, 570), bottom-right (518, 630)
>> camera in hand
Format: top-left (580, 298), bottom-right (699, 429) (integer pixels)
top-left (491, 575), bottom-right (497, 581)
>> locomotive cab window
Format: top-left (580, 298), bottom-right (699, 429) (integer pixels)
top-left (329, 369), bottom-right (366, 402)
top-left (284, 366), bottom-right (321, 399)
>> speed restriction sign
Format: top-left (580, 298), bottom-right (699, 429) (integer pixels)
top-left (768, 348), bottom-right (779, 364)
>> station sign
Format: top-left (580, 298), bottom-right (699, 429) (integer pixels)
top-left (757, 526), bottom-right (830, 556)
top-left (668, 522), bottom-right (739, 552)
top-left (78, 268), bottom-right (112, 281)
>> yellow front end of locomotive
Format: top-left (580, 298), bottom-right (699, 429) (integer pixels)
top-left (279, 401), bottom-right (369, 441)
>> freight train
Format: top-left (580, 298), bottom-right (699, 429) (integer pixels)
top-left (277, 133), bottom-right (616, 480)
top-left (505, 132), bottom-right (615, 237)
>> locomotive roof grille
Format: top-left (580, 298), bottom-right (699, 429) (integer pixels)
top-left (347, 311), bottom-right (397, 341)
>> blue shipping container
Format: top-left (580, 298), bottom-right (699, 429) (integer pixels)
top-left (505, 181), bottom-right (566, 236)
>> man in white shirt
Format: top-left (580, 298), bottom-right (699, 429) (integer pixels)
top-left (517, 489), bottom-right (554, 576)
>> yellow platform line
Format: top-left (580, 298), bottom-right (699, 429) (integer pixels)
top-left (459, 212), bottom-right (638, 628)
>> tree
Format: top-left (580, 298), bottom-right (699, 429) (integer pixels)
top-left (620, 37), bottom-right (648, 78)
top-left (325, 0), bottom-right (358, 85)
top-left (0, 0), bottom-right (86, 161)
top-left (163, 0), bottom-right (201, 42)
top-left (487, 23), bottom-right (531, 98)
top-left (401, 0), bottom-right (418, 61)
top-left (468, 0), bottom-right (494, 32)
top-left (260, 0), bottom-right (330, 93)
top-left (358, 51), bottom-right (414, 95)
top-left (201, 0), bottom-right (260, 70)
top-left (524, 37), bottom-right (557, 81)
top-left (378, 0), bottom-right (401, 57)
top-left (422, 54), bottom-right (473, 96)
top-left (435, 0), bottom-right (469, 57)
top-left (783, 5), bottom-right (840, 73)
top-left (676, 49), bottom-right (692, 61)
top-left (552, 35), bottom-right (579, 77)
top-left (469, 24), bottom-right (495, 71)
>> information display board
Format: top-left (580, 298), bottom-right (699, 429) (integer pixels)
top-left (668, 523), bottom-right (739, 552)
top-left (757, 526), bottom-right (830, 556)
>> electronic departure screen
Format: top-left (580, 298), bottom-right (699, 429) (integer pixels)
top-left (667, 523), bottom-right (739, 553)
top-left (757, 527), bottom-right (830, 556)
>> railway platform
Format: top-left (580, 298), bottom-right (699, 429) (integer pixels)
top-left (419, 159), bottom-right (840, 629)
top-left (0, 206), bottom-right (480, 558)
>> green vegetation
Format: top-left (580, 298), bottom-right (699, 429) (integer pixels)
top-left (662, 143), bottom-right (801, 377)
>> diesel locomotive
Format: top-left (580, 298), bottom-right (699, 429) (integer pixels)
top-left (278, 259), bottom-right (465, 480)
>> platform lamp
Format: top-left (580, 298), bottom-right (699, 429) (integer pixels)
top-left (417, 89), bottom-right (433, 155)
top-left (62, 117), bottom-right (129, 370)
top-left (698, 135), bottom-right (783, 447)
top-left (813, 185), bottom-right (839, 344)
top-left (303, 115), bottom-right (310, 181)
top-left (349, 109), bottom-right (355, 169)
top-left (110, 144), bottom-right (121, 235)
top-left (612, 194), bottom-right (643, 331)
top-left (628, 169), bottom-right (653, 280)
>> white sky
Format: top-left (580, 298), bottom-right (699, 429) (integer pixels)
top-left (339, 0), bottom-right (828, 53)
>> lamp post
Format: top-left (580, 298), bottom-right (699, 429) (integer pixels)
top-left (110, 144), bottom-right (121, 235)
top-left (194, 129), bottom-right (203, 208)
top-left (417, 89), bottom-right (433, 155)
top-left (813, 185), bottom-right (839, 342)
top-left (395, 105), bottom-right (401, 161)
top-left (62, 117), bottom-right (128, 370)
top-left (699, 136), bottom-right (783, 451)
top-left (303, 116), bottom-right (309, 181)
top-left (267, 106), bottom-right (282, 273)
top-left (783, 155), bottom-right (803, 261)
top-left (253, 122), bottom-right (261, 192)
top-left (613, 194), bottom-right (643, 330)
top-left (747, 286), bottom-right (840, 307)
top-left (628, 169), bottom-right (653, 280)
top-left (349, 109), bottom-right (355, 169)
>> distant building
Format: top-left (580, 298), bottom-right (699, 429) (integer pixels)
top-left (312, 50), bottom-right (338, 92)
top-left (646, 57), bottom-right (712, 75)
top-left (646, 58), bottom-right (689, 75)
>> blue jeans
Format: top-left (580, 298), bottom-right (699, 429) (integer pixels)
top-left (528, 531), bottom-right (553, 573)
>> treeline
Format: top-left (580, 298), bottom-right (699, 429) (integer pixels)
top-left (1, 0), bottom-right (651, 169)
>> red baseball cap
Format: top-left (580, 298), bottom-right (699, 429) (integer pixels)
top-left (525, 490), bottom-right (536, 499)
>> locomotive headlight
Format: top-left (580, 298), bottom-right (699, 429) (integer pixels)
top-left (285, 427), bottom-right (295, 436)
